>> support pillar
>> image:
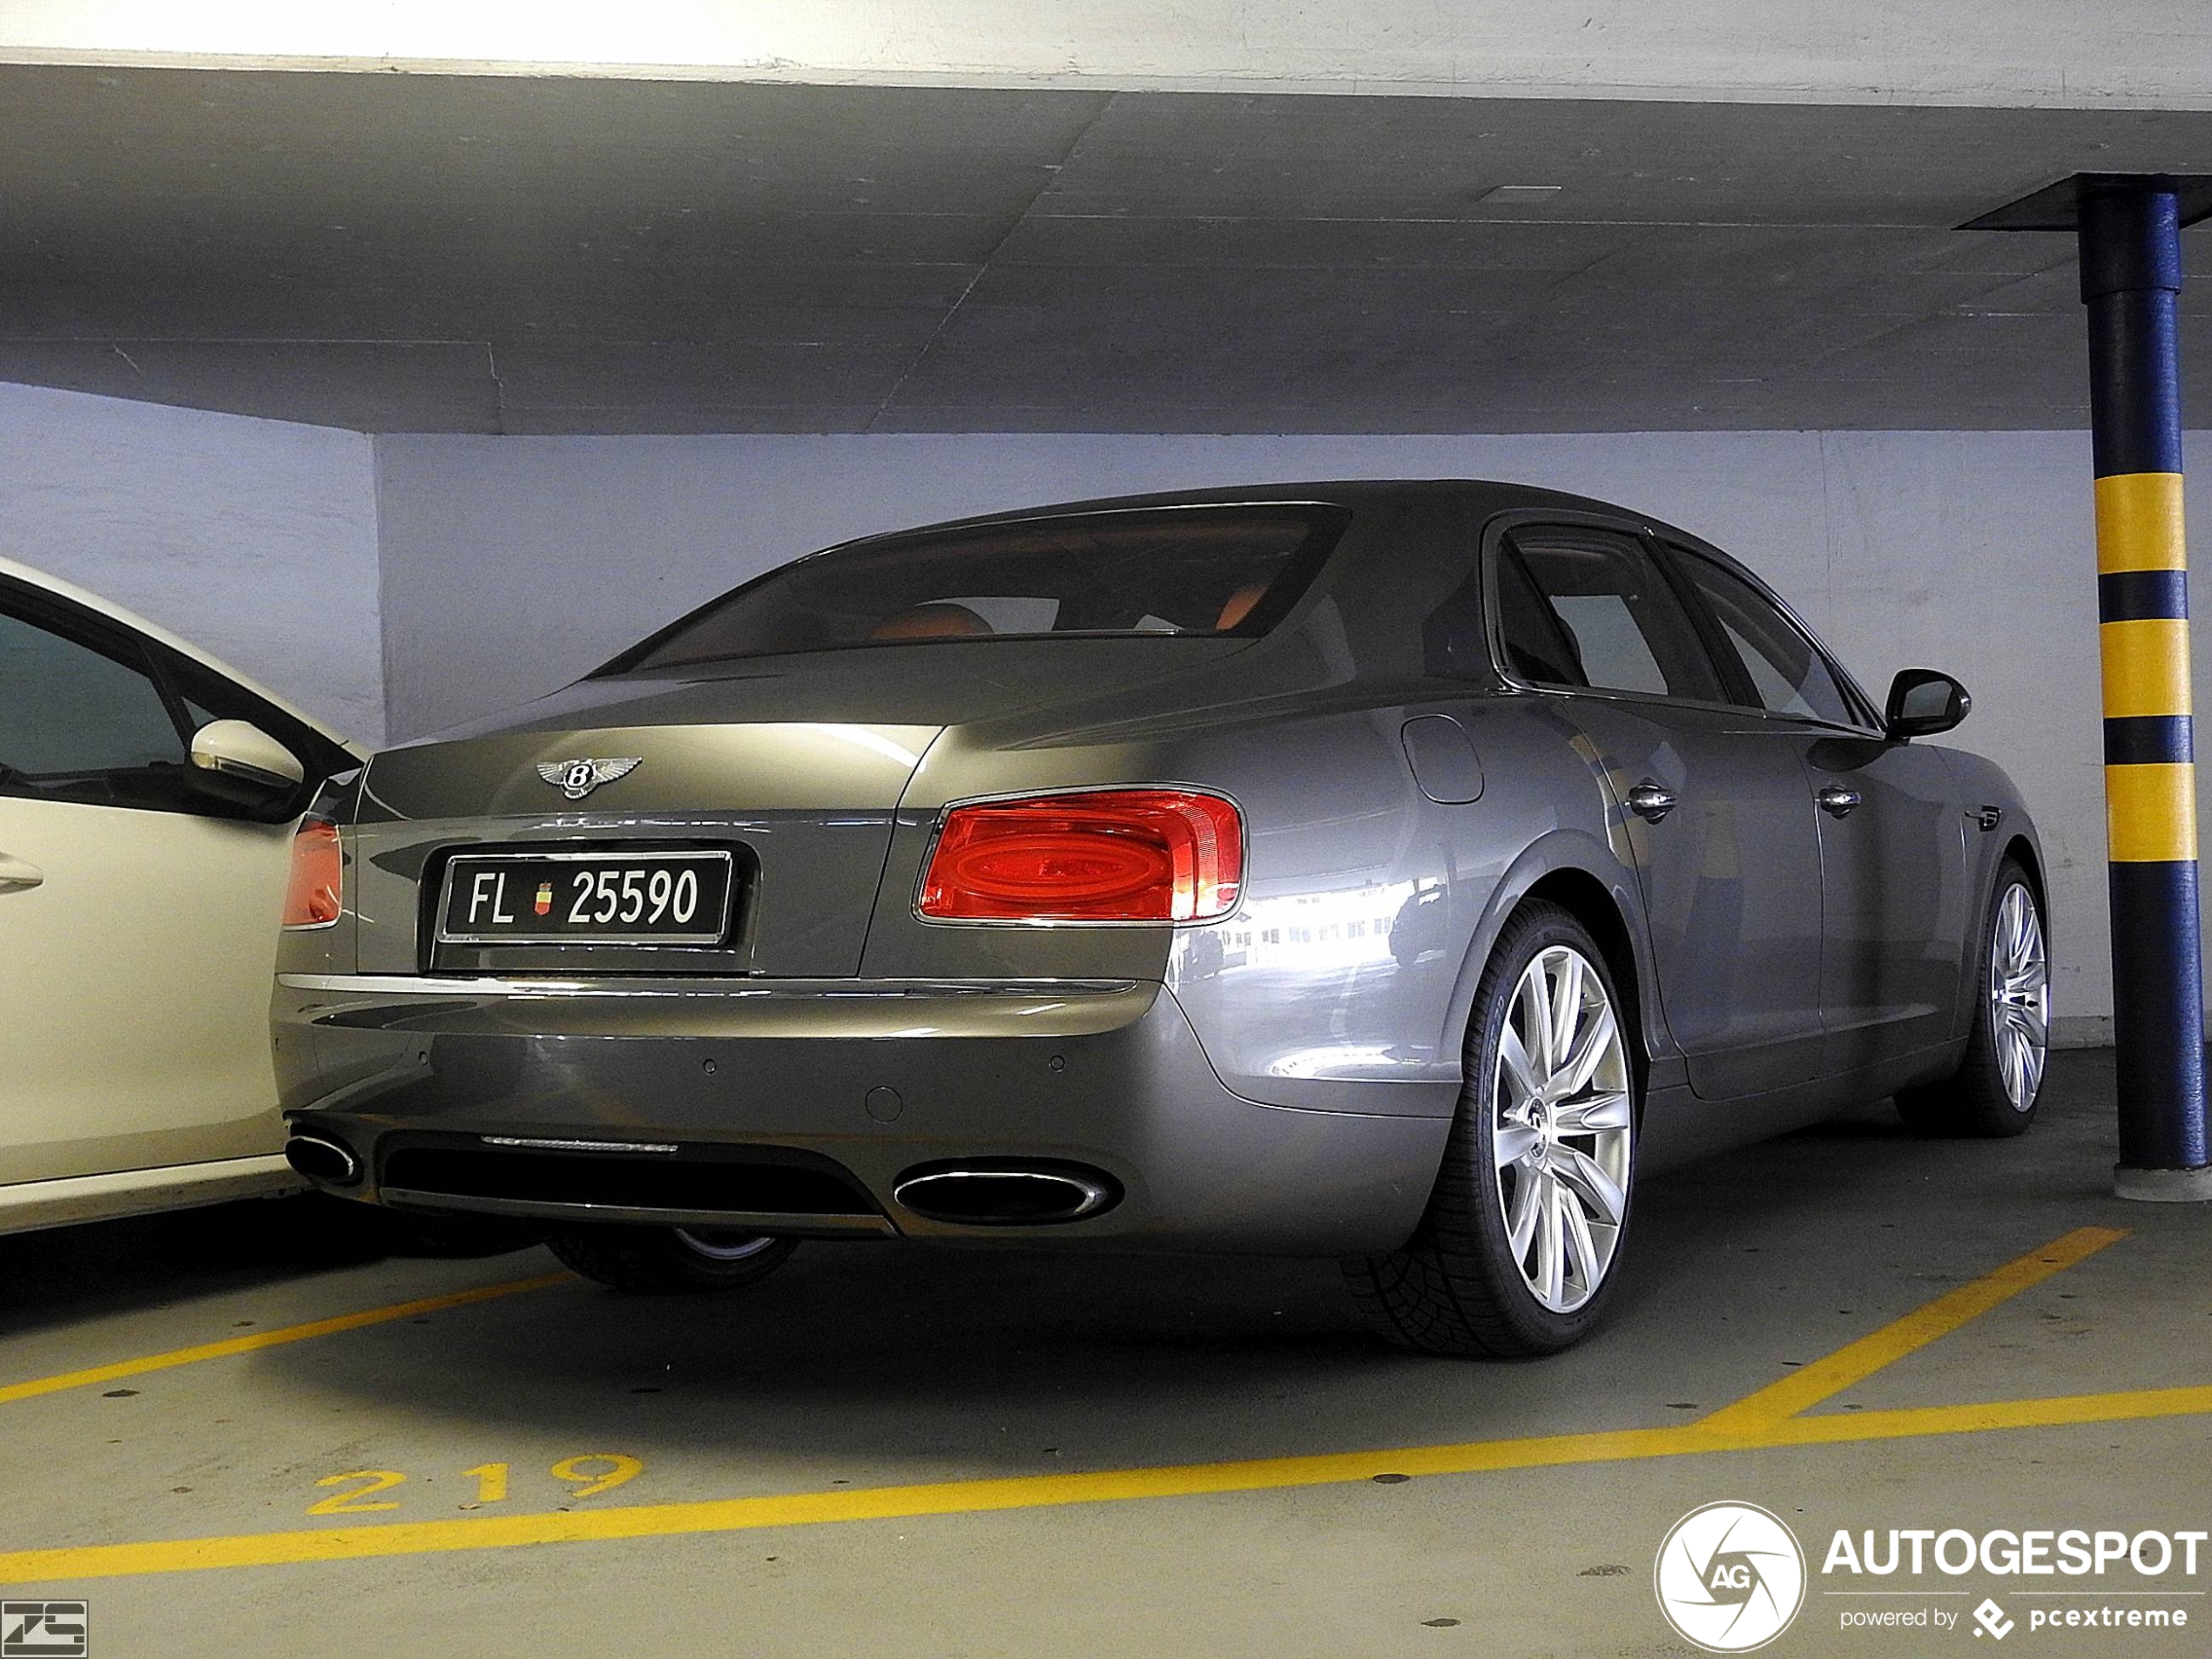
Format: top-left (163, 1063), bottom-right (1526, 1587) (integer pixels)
top-left (1968, 172), bottom-right (2212, 1200)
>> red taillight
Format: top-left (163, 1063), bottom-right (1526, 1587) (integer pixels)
top-left (283, 818), bottom-right (343, 928)
top-left (919, 789), bottom-right (1244, 923)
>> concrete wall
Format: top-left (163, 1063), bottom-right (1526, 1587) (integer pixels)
top-left (7, 3), bottom-right (2210, 111)
top-left (373, 428), bottom-right (2212, 1034)
top-left (0, 383), bottom-right (383, 743)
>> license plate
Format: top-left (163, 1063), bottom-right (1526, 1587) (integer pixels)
top-left (437, 851), bottom-right (734, 946)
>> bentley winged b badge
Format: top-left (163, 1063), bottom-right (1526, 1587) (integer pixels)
top-left (538, 757), bottom-right (643, 800)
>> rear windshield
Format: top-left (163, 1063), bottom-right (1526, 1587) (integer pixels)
top-left (603, 504), bottom-right (1347, 674)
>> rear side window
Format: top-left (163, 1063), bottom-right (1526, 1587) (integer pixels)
top-left (609, 504), bottom-right (1348, 673)
top-left (1675, 551), bottom-right (1859, 726)
top-left (1497, 527), bottom-right (1723, 703)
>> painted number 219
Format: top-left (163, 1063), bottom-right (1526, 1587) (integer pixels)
top-left (307, 1455), bottom-right (643, 1515)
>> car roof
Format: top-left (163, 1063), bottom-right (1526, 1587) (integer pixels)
top-left (0, 552), bottom-right (364, 759)
top-left (830, 478), bottom-right (1629, 542)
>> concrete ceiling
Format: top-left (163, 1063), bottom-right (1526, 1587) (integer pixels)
top-left (3, 65), bottom-right (2212, 435)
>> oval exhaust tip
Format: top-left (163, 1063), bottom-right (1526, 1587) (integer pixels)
top-left (893, 1162), bottom-right (1119, 1225)
top-left (286, 1134), bottom-right (362, 1187)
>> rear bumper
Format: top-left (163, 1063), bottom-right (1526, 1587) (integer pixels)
top-left (273, 974), bottom-right (1447, 1255)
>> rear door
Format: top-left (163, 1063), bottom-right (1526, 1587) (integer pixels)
top-left (0, 586), bottom-right (307, 1185)
top-left (1492, 520), bottom-right (1829, 1098)
top-left (1662, 544), bottom-right (1972, 1069)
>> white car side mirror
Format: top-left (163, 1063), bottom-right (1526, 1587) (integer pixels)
top-left (190, 718), bottom-right (307, 791)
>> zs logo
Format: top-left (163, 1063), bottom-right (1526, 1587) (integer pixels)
top-left (1, 1602), bottom-right (87, 1659)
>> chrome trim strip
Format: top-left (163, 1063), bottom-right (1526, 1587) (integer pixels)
top-left (279, 972), bottom-right (1141, 998)
top-left (480, 1136), bottom-right (678, 1154)
top-left (376, 1188), bottom-right (897, 1236)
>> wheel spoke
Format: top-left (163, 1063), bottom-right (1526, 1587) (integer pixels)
top-left (1520, 960), bottom-right (1555, 1074)
top-left (1549, 952), bottom-right (1584, 1071)
top-left (1556, 1001), bottom-right (1619, 1099)
top-left (1494, 1121), bottom-right (1541, 1169)
top-left (1558, 1183), bottom-right (1602, 1292)
top-left (1498, 1023), bottom-right (1542, 1106)
top-left (1504, 1168), bottom-right (1541, 1260)
top-left (1556, 1144), bottom-right (1628, 1228)
top-left (1553, 1090), bottom-right (1632, 1135)
top-left (1534, 1174), bottom-right (1566, 1306)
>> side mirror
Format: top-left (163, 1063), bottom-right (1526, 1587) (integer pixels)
top-left (190, 718), bottom-right (307, 799)
top-left (1885, 669), bottom-right (1971, 739)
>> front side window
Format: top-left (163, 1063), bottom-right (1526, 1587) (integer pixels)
top-left (1496, 526), bottom-right (1723, 703)
top-left (608, 505), bottom-right (1346, 674)
top-left (0, 608), bottom-right (198, 808)
top-left (1675, 551), bottom-right (1860, 727)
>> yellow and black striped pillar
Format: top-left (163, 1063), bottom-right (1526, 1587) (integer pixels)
top-left (2080, 184), bottom-right (2211, 1194)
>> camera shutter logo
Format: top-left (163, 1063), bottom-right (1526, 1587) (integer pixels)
top-left (1, 1602), bottom-right (87, 1659)
top-left (1654, 1502), bottom-right (1807, 1652)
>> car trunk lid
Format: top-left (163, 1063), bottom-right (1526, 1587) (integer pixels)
top-left (348, 638), bottom-right (1251, 978)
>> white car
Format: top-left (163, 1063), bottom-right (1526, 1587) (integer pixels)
top-left (0, 555), bottom-right (361, 1237)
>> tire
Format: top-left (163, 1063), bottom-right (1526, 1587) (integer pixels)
top-left (1895, 858), bottom-right (2048, 1138)
top-left (1345, 901), bottom-right (1639, 1357)
top-left (548, 1225), bottom-right (798, 1293)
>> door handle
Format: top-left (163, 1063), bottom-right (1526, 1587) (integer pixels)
top-left (1625, 782), bottom-right (1678, 824)
top-left (1817, 786), bottom-right (1862, 819)
top-left (0, 852), bottom-right (44, 892)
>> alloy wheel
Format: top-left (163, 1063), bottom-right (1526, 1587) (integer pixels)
top-left (1491, 945), bottom-right (1635, 1313)
top-left (1990, 882), bottom-right (2049, 1112)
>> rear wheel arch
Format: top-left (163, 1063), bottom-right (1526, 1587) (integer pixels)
top-left (1520, 869), bottom-right (1648, 1088)
top-left (1444, 846), bottom-right (1664, 1092)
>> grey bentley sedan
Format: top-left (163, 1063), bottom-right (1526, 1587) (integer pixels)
top-left (276, 482), bottom-right (2047, 1356)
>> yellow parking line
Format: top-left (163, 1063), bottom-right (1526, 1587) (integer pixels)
top-left (0, 1224), bottom-right (2168, 1583)
top-left (1696, 1225), bottom-right (2126, 1431)
top-left (3, 1381), bottom-right (2209, 1585)
top-left (0, 1272), bottom-right (572, 1407)
top-left (1748, 1383), bottom-right (2212, 1446)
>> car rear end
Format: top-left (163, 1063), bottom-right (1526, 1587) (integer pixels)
top-left (273, 499), bottom-right (1448, 1257)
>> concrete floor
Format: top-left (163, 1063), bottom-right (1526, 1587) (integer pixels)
top-left (2, 1049), bottom-right (2208, 1657)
